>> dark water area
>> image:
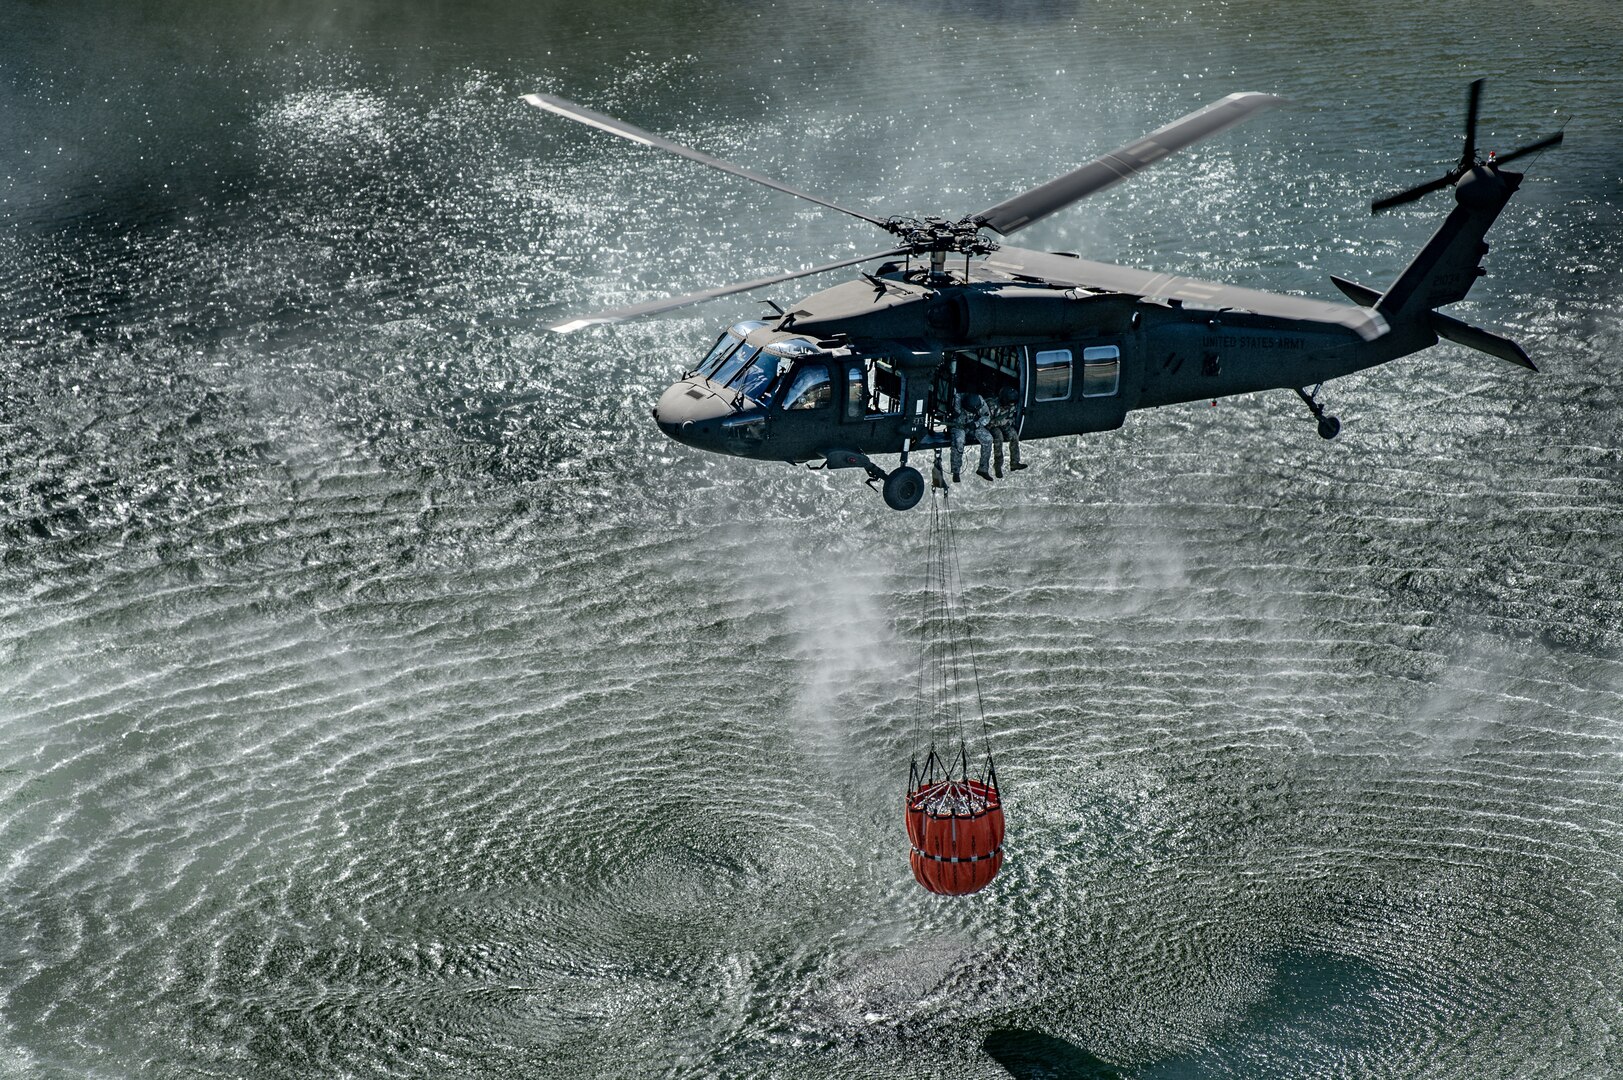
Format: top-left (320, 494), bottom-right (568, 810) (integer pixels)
top-left (2, 1), bottom-right (1621, 1077)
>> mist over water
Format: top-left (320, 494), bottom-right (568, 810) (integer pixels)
top-left (3, 1), bottom-right (1621, 1076)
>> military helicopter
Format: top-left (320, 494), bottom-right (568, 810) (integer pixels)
top-left (525, 80), bottom-right (1562, 510)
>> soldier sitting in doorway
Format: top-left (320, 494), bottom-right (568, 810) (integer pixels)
top-left (949, 389), bottom-right (994, 483)
top-left (989, 386), bottom-right (1027, 477)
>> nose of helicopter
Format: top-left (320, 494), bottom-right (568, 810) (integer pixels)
top-left (652, 377), bottom-right (736, 449)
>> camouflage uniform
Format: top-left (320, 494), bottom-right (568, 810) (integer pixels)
top-left (988, 391), bottom-right (1023, 476)
top-left (948, 392), bottom-right (994, 481)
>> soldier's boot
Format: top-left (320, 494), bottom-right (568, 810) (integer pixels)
top-left (976, 437), bottom-right (994, 482)
top-left (1011, 461), bottom-right (1029, 471)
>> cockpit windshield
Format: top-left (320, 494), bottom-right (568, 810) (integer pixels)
top-left (695, 332), bottom-right (738, 379)
top-left (712, 342), bottom-right (761, 387)
top-left (696, 320), bottom-right (768, 381)
top-left (727, 338), bottom-right (821, 403)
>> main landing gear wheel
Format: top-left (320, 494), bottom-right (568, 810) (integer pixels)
top-left (883, 466), bottom-right (925, 511)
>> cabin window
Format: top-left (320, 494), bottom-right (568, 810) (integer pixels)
top-left (783, 365), bottom-right (833, 410)
top-left (697, 333), bottom-right (739, 379)
top-left (1081, 345), bottom-right (1121, 397)
top-left (844, 365), bottom-right (867, 421)
top-left (1033, 349), bottom-right (1072, 401)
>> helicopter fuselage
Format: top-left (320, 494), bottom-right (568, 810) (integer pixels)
top-left (650, 156), bottom-right (1538, 512)
top-left (652, 251), bottom-right (1427, 472)
top-left (532, 82), bottom-right (1550, 509)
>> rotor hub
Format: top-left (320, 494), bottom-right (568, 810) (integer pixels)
top-left (882, 215), bottom-right (1000, 257)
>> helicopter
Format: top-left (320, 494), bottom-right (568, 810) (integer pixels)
top-left (525, 80), bottom-right (1562, 511)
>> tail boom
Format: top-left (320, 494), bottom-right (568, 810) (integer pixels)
top-left (1331, 274), bottom-right (1536, 372)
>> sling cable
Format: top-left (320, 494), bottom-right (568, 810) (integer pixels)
top-left (906, 477), bottom-right (1005, 896)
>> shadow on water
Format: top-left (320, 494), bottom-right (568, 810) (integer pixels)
top-left (984, 1030), bottom-right (1126, 1080)
top-left (985, 950), bottom-right (1389, 1079)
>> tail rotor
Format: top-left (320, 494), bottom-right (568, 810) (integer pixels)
top-left (1371, 79), bottom-right (1563, 214)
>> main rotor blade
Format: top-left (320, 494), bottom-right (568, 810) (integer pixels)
top-left (545, 248), bottom-right (909, 333)
top-left (522, 92), bottom-right (888, 228)
top-left (1462, 78), bottom-right (1483, 167)
top-left (1370, 173), bottom-right (1455, 213)
top-left (973, 92), bottom-right (1288, 236)
top-left (1491, 130), bottom-right (1564, 166)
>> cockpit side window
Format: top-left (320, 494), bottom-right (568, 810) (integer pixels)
top-left (696, 332), bottom-right (740, 379)
top-left (783, 365), bottom-right (833, 410)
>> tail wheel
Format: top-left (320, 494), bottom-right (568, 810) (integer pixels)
top-left (882, 466), bottom-right (925, 511)
top-left (1318, 415), bottom-right (1342, 440)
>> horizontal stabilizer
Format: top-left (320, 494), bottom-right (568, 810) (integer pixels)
top-left (1329, 275), bottom-right (1380, 306)
top-left (1430, 311), bottom-right (1536, 371)
top-left (1330, 275), bottom-right (1536, 372)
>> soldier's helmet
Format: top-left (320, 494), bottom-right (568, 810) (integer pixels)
top-left (999, 387), bottom-right (1018, 405)
top-left (962, 393), bottom-right (984, 411)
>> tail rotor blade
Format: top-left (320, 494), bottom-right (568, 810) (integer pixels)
top-left (1491, 130), bottom-right (1565, 166)
top-left (1371, 173), bottom-right (1455, 214)
top-left (1462, 78), bottom-right (1483, 166)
